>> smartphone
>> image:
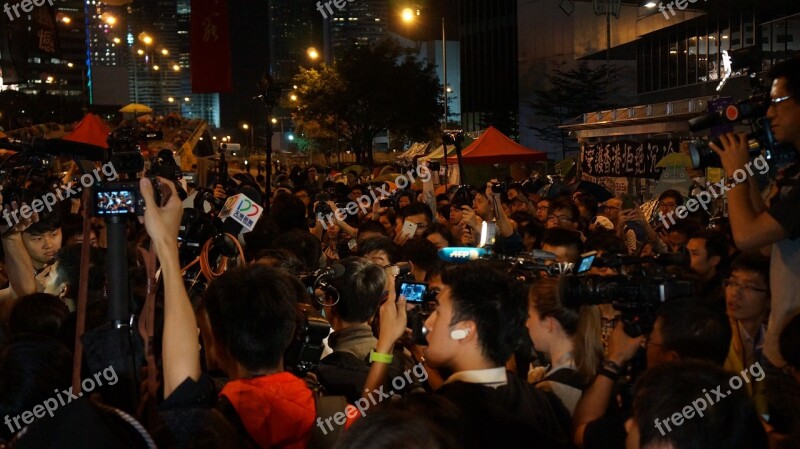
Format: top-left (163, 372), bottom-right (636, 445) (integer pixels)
top-left (379, 199), bottom-right (393, 208)
top-left (399, 281), bottom-right (428, 304)
top-left (621, 194), bottom-right (637, 210)
top-left (401, 220), bottom-right (418, 239)
top-left (479, 221), bottom-right (497, 248)
top-left (577, 251), bottom-right (598, 273)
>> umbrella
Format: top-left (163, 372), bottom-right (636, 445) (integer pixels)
top-left (343, 165), bottom-right (366, 175)
top-left (656, 153), bottom-right (692, 169)
top-left (568, 180), bottom-right (614, 203)
top-left (119, 103), bottom-right (153, 114)
top-left (373, 173), bottom-right (403, 182)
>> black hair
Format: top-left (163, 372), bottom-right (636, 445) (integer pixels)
top-left (333, 393), bottom-right (463, 449)
top-left (574, 193), bottom-right (598, 217)
top-left (53, 245), bottom-right (107, 304)
top-left (201, 265), bottom-right (301, 372)
top-left (656, 297), bottom-right (731, 365)
top-left (423, 223), bottom-right (455, 247)
top-left (357, 220), bottom-right (388, 239)
top-left (541, 228), bottom-right (583, 254)
top-left (243, 216), bottom-right (280, 261)
top-left (441, 263), bottom-right (528, 366)
top-left (270, 229), bottom-right (322, 272)
top-left (403, 237), bottom-right (440, 273)
top-left (269, 191), bottom-right (308, 234)
top-left (584, 230), bottom-right (627, 255)
top-left (23, 211), bottom-right (61, 236)
top-left (0, 335), bottom-right (72, 441)
top-left (729, 251), bottom-right (769, 288)
top-left (634, 361), bottom-right (767, 449)
top-left (435, 193), bottom-right (450, 204)
top-left (548, 198), bottom-right (580, 222)
top-left (519, 220), bottom-right (545, 244)
top-left (509, 211), bottom-right (535, 227)
top-left (329, 257), bottom-right (386, 324)
top-left (253, 249), bottom-right (306, 274)
top-left (396, 190), bottom-right (416, 203)
top-left (768, 54), bottom-right (800, 98)
top-left (8, 293), bottom-right (70, 338)
top-left (658, 189), bottom-right (685, 207)
top-left (779, 312), bottom-right (800, 369)
top-left (358, 236), bottom-right (401, 265)
top-left (399, 202), bottom-right (433, 223)
top-left (689, 229), bottom-right (729, 272)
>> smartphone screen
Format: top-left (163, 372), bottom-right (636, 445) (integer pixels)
top-left (401, 220), bottom-right (418, 238)
top-left (577, 251), bottom-right (597, 273)
top-left (399, 282), bottom-right (428, 304)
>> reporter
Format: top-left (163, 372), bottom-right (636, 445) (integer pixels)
top-left (709, 55), bottom-right (800, 369)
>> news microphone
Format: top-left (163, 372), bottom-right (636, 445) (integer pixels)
top-left (311, 263), bottom-right (345, 281)
top-left (438, 247), bottom-right (489, 263)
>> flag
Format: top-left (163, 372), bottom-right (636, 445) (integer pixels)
top-left (190, 0), bottom-right (232, 93)
top-left (0, 2), bottom-right (60, 85)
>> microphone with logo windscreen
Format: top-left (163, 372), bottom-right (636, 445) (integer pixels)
top-left (438, 247), bottom-right (490, 263)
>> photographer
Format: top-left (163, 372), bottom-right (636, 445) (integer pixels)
top-left (573, 298), bottom-right (731, 449)
top-left (139, 178), bottom-right (316, 448)
top-left (710, 54), bottom-right (800, 441)
top-left (366, 263), bottom-right (572, 448)
top-left (314, 257), bottom-right (416, 403)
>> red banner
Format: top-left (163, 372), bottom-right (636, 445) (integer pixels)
top-left (190, 0), bottom-right (232, 93)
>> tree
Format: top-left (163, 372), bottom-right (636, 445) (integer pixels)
top-left (292, 40), bottom-right (443, 166)
top-left (528, 62), bottom-right (622, 157)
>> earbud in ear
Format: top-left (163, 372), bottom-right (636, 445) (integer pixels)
top-left (450, 329), bottom-right (469, 340)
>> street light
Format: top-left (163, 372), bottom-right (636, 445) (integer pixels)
top-left (290, 94), bottom-right (298, 102)
top-left (152, 64), bottom-right (160, 71)
top-left (161, 48), bottom-right (169, 56)
top-left (137, 49), bottom-right (144, 55)
top-left (242, 123), bottom-right (254, 152)
top-left (172, 64), bottom-right (180, 72)
top-left (402, 8), bottom-right (450, 127)
top-left (61, 16), bottom-right (71, 24)
top-left (307, 47), bottom-right (320, 60)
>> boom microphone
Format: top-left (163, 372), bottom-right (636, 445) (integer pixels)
top-left (0, 137), bottom-right (108, 161)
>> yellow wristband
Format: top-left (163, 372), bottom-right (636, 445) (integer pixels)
top-left (369, 350), bottom-right (393, 364)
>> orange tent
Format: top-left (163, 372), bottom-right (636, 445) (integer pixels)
top-left (446, 126), bottom-right (546, 164)
top-left (63, 113), bottom-right (111, 149)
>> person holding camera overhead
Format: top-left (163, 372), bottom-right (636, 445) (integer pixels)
top-left (710, 54), bottom-right (800, 442)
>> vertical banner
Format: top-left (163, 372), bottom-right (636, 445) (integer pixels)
top-left (190, 0), bottom-right (232, 93)
top-left (30, 4), bottom-right (60, 57)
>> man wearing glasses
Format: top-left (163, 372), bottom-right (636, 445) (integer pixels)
top-left (711, 55), bottom-right (800, 434)
top-left (545, 198), bottom-right (580, 232)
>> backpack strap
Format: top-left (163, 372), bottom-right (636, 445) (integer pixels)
top-left (541, 368), bottom-right (586, 391)
top-left (214, 395), bottom-right (260, 449)
top-left (308, 394), bottom-right (348, 449)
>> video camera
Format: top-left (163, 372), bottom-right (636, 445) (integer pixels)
top-left (91, 128), bottom-right (185, 217)
top-left (688, 74), bottom-right (797, 169)
top-left (558, 252), bottom-right (694, 337)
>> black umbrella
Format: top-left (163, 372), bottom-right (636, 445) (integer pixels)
top-left (566, 180), bottom-right (614, 203)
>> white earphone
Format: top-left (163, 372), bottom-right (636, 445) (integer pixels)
top-left (450, 328), bottom-right (469, 340)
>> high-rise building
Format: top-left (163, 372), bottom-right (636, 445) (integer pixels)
top-left (323, 0), bottom-right (389, 62)
top-left (268, 0), bottom-right (323, 84)
top-left (124, 0), bottom-right (219, 126)
top-left (459, 0), bottom-right (519, 138)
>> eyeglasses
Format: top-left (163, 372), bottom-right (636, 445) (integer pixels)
top-left (724, 279), bottom-right (768, 294)
top-left (547, 215), bottom-right (574, 224)
top-left (771, 95), bottom-right (794, 106)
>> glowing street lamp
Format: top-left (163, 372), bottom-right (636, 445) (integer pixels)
top-left (152, 64), bottom-right (160, 71)
top-left (401, 8), bottom-right (415, 23)
top-left (137, 49), bottom-right (144, 55)
top-left (307, 47), bottom-right (319, 60)
top-left (104, 15), bottom-right (117, 25)
top-left (67, 62), bottom-right (74, 68)
top-left (138, 32), bottom-right (153, 46)
top-left (271, 118), bottom-right (278, 124)
top-left (61, 15), bottom-right (72, 24)
top-left (168, 97), bottom-right (174, 103)
top-left (161, 48), bottom-right (169, 56)
top-left (290, 94), bottom-right (298, 102)
top-left (113, 37), bottom-right (121, 44)
top-left (172, 64), bottom-right (180, 72)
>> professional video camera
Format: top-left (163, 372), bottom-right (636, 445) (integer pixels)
top-left (91, 128), bottom-right (185, 217)
top-left (688, 74), bottom-right (797, 169)
top-left (284, 303), bottom-right (331, 376)
top-left (438, 247), bottom-right (576, 281)
top-left (558, 252), bottom-right (694, 337)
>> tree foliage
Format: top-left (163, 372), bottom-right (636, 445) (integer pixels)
top-left (528, 62), bottom-right (621, 155)
top-left (292, 40), bottom-right (443, 166)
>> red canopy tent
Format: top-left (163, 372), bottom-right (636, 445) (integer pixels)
top-left (63, 113), bottom-right (111, 149)
top-left (446, 126), bottom-right (546, 164)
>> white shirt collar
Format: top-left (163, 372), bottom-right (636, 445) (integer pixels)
top-left (443, 367), bottom-right (508, 388)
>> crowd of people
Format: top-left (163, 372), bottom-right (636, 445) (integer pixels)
top-left (0, 56), bottom-right (798, 449)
